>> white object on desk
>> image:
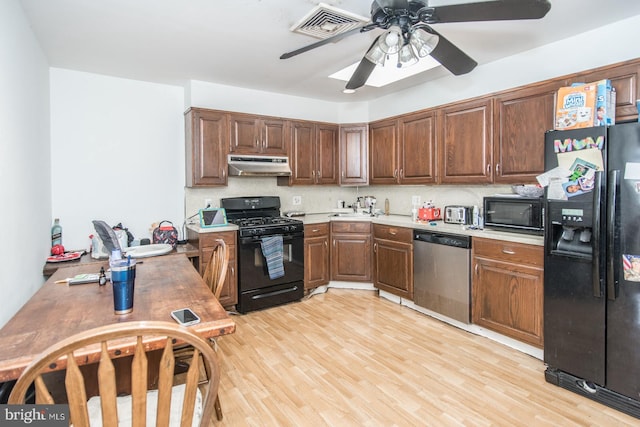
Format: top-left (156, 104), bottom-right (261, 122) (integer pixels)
top-left (124, 243), bottom-right (172, 258)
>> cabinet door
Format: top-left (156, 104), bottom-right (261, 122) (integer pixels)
top-left (199, 232), bottom-right (238, 308)
top-left (304, 235), bottom-right (329, 290)
top-left (399, 111), bottom-right (436, 184)
top-left (339, 124), bottom-right (368, 186)
top-left (230, 114), bottom-right (259, 153)
top-left (439, 99), bottom-right (493, 184)
top-left (369, 119), bottom-right (399, 184)
top-left (331, 233), bottom-right (371, 282)
top-left (494, 84), bottom-right (557, 184)
top-left (373, 238), bottom-right (413, 299)
top-left (316, 124), bottom-right (338, 185)
top-left (185, 108), bottom-right (228, 187)
top-left (262, 119), bottom-right (288, 155)
top-left (289, 121), bottom-right (316, 185)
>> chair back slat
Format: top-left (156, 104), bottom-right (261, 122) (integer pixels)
top-left (156, 337), bottom-right (175, 427)
top-left (34, 376), bottom-right (54, 404)
top-left (98, 341), bottom-right (118, 427)
top-left (7, 322), bottom-right (219, 427)
top-left (180, 348), bottom-right (201, 427)
top-left (65, 352), bottom-right (90, 427)
top-left (202, 239), bottom-right (229, 299)
top-left (132, 336), bottom-right (148, 427)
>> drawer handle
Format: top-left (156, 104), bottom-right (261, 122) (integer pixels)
top-left (475, 264), bottom-right (479, 276)
top-left (374, 242), bottom-right (377, 253)
top-left (312, 228), bottom-right (319, 232)
top-left (389, 229), bottom-right (397, 235)
top-left (502, 248), bottom-right (516, 255)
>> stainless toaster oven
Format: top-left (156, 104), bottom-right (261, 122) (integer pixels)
top-left (444, 206), bottom-right (474, 225)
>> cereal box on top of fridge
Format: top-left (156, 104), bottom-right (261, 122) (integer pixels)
top-left (555, 79), bottom-right (615, 130)
top-left (593, 79), bottom-right (615, 126)
top-left (555, 82), bottom-right (597, 130)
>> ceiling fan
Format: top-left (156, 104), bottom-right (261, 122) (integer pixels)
top-left (280, 0), bottom-right (552, 91)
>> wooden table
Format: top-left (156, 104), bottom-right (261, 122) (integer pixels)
top-left (0, 254), bottom-right (235, 382)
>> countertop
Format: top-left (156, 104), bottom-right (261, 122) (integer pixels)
top-left (301, 213), bottom-right (543, 246)
top-left (185, 213), bottom-right (543, 246)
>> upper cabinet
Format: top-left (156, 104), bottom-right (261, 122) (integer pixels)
top-left (229, 113), bottom-right (287, 155)
top-left (566, 61), bottom-right (640, 123)
top-left (283, 121), bottom-right (338, 185)
top-left (493, 82), bottom-right (558, 184)
top-left (438, 99), bottom-right (493, 184)
top-left (369, 110), bottom-right (436, 185)
top-left (185, 108), bottom-right (229, 187)
top-left (339, 124), bottom-right (368, 186)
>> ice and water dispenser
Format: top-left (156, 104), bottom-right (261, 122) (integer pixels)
top-left (548, 201), bottom-right (593, 257)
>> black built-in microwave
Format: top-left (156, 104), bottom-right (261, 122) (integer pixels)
top-left (483, 196), bottom-right (544, 235)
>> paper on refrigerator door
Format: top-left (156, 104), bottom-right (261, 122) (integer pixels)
top-left (556, 148), bottom-right (604, 172)
top-left (623, 162), bottom-right (640, 180)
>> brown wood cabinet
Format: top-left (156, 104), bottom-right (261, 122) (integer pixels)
top-left (493, 82), bottom-right (558, 184)
top-left (186, 229), bottom-right (237, 308)
top-left (472, 237), bottom-right (544, 347)
top-left (185, 108), bottom-right (229, 187)
top-left (229, 113), bottom-right (287, 155)
top-left (304, 223), bottom-right (330, 290)
top-left (339, 124), bottom-right (368, 186)
top-left (372, 224), bottom-right (413, 299)
top-left (284, 121), bottom-right (338, 185)
top-left (330, 221), bottom-right (371, 282)
top-left (439, 98), bottom-right (493, 184)
top-left (369, 111), bottom-right (436, 185)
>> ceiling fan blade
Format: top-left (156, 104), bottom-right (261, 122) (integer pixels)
top-left (425, 28), bottom-right (477, 76)
top-left (345, 37), bottom-right (381, 90)
top-left (426, 0), bottom-right (551, 24)
top-left (280, 27), bottom-right (365, 60)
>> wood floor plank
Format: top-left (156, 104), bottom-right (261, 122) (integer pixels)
top-left (213, 289), bottom-right (639, 426)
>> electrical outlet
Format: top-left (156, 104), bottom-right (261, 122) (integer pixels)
top-left (292, 196), bottom-right (302, 206)
top-left (411, 195), bottom-right (420, 206)
top-left (204, 198), bottom-right (212, 208)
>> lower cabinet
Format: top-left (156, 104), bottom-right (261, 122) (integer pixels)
top-left (187, 230), bottom-right (237, 308)
top-left (330, 221), bottom-right (372, 282)
top-left (373, 224), bottom-right (413, 299)
top-left (472, 237), bottom-right (544, 347)
top-left (304, 223), bottom-right (330, 290)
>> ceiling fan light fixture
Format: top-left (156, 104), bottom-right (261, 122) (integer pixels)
top-left (378, 25), bottom-right (402, 54)
top-left (409, 30), bottom-right (439, 58)
top-left (397, 43), bottom-right (418, 68)
top-left (365, 44), bottom-right (387, 66)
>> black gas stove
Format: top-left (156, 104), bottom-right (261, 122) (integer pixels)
top-left (220, 196), bottom-right (304, 313)
top-left (222, 196), bottom-right (303, 237)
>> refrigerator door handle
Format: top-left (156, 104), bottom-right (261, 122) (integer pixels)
top-left (607, 169), bottom-right (620, 301)
top-left (592, 170), bottom-right (603, 298)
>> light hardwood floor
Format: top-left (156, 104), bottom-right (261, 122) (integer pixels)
top-left (214, 289), bottom-right (638, 426)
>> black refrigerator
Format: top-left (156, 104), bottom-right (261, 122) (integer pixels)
top-left (543, 122), bottom-right (640, 418)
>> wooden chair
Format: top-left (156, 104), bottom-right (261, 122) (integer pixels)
top-left (202, 239), bottom-right (228, 421)
top-left (202, 238), bottom-right (229, 300)
top-left (8, 321), bottom-right (219, 427)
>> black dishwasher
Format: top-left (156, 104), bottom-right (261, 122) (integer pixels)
top-left (413, 230), bottom-right (472, 324)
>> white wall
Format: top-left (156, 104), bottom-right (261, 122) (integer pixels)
top-left (50, 69), bottom-right (185, 249)
top-left (0, 0), bottom-right (51, 327)
top-left (368, 15), bottom-right (640, 121)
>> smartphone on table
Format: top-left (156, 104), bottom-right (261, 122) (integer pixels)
top-left (170, 308), bottom-right (201, 326)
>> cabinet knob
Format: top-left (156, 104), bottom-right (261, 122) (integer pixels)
top-left (393, 169), bottom-right (398, 178)
top-left (496, 163), bottom-right (500, 173)
top-left (255, 139), bottom-right (259, 147)
top-left (374, 242), bottom-right (377, 253)
top-left (400, 169), bottom-right (404, 179)
top-left (475, 264), bottom-right (479, 276)
top-left (486, 164), bottom-right (491, 174)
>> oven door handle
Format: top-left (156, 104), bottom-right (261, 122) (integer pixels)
top-left (251, 285), bottom-right (300, 300)
top-left (240, 232), bottom-right (304, 245)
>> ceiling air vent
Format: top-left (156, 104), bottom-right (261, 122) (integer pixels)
top-left (291, 3), bottom-right (370, 40)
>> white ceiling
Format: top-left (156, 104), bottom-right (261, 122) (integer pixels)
top-left (18, 0), bottom-right (640, 102)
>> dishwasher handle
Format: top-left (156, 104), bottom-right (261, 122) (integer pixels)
top-left (413, 230), bottom-right (471, 249)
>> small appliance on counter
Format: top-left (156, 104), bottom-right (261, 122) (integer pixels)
top-left (483, 196), bottom-right (544, 235)
top-left (444, 206), bottom-right (473, 225)
top-left (418, 201), bottom-right (441, 221)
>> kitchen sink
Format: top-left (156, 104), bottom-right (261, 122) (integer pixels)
top-left (329, 212), bottom-right (374, 218)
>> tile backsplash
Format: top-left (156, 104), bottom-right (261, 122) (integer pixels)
top-left (185, 177), bottom-right (513, 219)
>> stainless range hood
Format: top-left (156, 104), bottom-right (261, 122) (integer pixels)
top-left (227, 154), bottom-right (292, 177)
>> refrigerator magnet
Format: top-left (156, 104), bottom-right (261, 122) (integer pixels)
top-left (623, 254), bottom-right (640, 282)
